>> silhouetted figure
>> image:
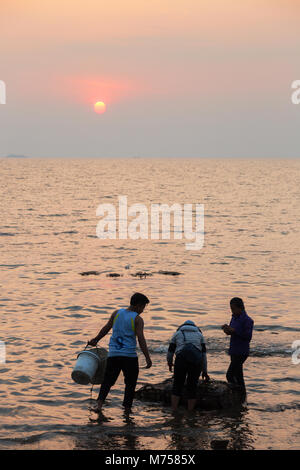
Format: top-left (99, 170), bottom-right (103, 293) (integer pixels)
top-left (222, 298), bottom-right (254, 401)
top-left (167, 320), bottom-right (210, 412)
top-left (88, 293), bottom-right (152, 413)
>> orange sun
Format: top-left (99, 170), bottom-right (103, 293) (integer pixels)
top-left (94, 101), bottom-right (106, 114)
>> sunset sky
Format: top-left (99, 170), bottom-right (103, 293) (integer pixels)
top-left (1, 0), bottom-right (300, 157)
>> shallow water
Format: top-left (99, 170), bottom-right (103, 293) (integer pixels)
top-left (0, 157), bottom-right (299, 450)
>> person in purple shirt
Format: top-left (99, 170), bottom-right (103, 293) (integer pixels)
top-left (222, 297), bottom-right (254, 400)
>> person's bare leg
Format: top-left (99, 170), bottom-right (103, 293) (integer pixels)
top-left (92, 399), bottom-right (104, 412)
top-left (171, 394), bottom-right (180, 411)
top-left (187, 399), bottom-right (197, 411)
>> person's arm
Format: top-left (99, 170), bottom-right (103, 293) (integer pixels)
top-left (226, 318), bottom-right (254, 341)
top-left (167, 331), bottom-right (178, 372)
top-left (200, 335), bottom-right (209, 381)
top-left (167, 342), bottom-right (176, 372)
top-left (88, 310), bottom-right (117, 346)
top-left (135, 315), bottom-right (152, 368)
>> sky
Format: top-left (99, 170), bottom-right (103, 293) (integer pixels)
top-left (0, 0), bottom-right (300, 158)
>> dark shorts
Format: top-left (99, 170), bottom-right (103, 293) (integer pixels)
top-left (172, 354), bottom-right (202, 399)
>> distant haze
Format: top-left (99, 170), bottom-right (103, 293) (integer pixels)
top-left (1, 0), bottom-right (300, 158)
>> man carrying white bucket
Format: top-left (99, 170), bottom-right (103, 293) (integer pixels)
top-left (88, 293), bottom-right (152, 413)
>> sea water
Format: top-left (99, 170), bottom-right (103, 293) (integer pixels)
top-left (0, 157), bottom-right (299, 449)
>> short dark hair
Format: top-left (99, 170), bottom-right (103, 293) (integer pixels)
top-left (230, 297), bottom-right (245, 311)
top-left (130, 292), bottom-right (150, 306)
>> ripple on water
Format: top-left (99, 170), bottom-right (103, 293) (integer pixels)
top-left (70, 341), bottom-right (86, 346)
top-left (60, 330), bottom-right (82, 336)
top-left (66, 313), bottom-right (88, 318)
top-left (0, 264), bottom-right (25, 269)
top-left (0, 406), bottom-right (28, 416)
top-left (252, 402), bottom-right (300, 413)
top-left (56, 306), bottom-right (83, 311)
top-left (15, 376), bottom-right (31, 384)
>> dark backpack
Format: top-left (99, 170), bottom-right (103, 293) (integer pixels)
top-left (177, 330), bottom-right (203, 365)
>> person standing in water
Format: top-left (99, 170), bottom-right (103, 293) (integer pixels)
top-left (88, 292), bottom-right (152, 413)
top-left (222, 297), bottom-right (254, 400)
top-left (167, 320), bottom-right (210, 412)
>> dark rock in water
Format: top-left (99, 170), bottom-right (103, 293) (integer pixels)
top-left (80, 271), bottom-right (100, 276)
top-left (131, 272), bottom-right (153, 279)
top-left (135, 378), bottom-right (243, 410)
top-left (211, 440), bottom-right (229, 450)
top-left (156, 270), bottom-right (182, 276)
top-left (79, 270), bottom-right (182, 278)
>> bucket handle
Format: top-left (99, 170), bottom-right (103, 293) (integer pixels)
top-left (84, 341), bottom-right (101, 354)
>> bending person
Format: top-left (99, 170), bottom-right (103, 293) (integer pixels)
top-left (167, 320), bottom-right (209, 412)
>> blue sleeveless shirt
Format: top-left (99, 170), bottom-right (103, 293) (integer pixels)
top-left (108, 308), bottom-right (138, 357)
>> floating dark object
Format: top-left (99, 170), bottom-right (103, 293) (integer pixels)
top-left (156, 270), bottom-right (182, 276)
top-left (80, 271), bottom-right (100, 276)
top-left (131, 272), bottom-right (153, 279)
top-left (79, 270), bottom-right (182, 278)
top-left (135, 378), bottom-right (243, 410)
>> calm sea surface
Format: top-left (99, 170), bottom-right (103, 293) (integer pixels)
top-left (0, 157), bottom-right (299, 450)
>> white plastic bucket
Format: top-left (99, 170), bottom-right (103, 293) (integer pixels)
top-left (72, 350), bottom-right (101, 385)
